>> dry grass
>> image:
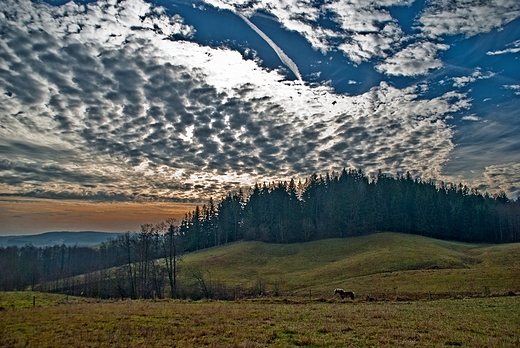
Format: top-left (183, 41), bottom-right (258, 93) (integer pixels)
top-left (1, 295), bottom-right (519, 347)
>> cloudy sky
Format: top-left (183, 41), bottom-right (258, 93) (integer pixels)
top-left (1, 0), bottom-right (519, 235)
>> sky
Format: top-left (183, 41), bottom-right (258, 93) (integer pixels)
top-left (1, 0), bottom-right (519, 235)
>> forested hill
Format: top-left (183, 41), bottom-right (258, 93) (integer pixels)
top-left (180, 169), bottom-right (520, 250)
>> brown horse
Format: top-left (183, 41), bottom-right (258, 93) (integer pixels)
top-left (334, 288), bottom-right (355, 300)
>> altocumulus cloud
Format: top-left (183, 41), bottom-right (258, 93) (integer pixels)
top-left (0, 0), bottom-right (517, 203)
top-left (375, 41), bottom-right (449, 77)
top-left (417, 0), bottom-right (520, 39)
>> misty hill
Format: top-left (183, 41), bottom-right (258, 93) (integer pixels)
top-left (0, 231), bottom-right (123, 248)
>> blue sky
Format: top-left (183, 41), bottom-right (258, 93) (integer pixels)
top-left (0, 0), bottom-right (519, 234)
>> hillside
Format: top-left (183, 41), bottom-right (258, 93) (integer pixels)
top-left (179, 232), bottom-right (520, 298)
top-left (0, 231), bottom-right (123, 248)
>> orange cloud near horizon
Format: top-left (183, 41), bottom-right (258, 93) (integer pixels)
top-left (0, 198), bottom-right (195, 235)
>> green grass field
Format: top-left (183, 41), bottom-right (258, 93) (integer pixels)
top-left (1, 294), bottom-right (519, 347)
top-left (179, 233), bottom-right (520, 299)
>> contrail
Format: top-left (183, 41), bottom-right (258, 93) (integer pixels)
top-left (236, 12), bottom-right (302, 81)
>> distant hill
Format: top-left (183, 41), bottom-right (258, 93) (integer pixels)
top-left (0, 231), bottom-right (123, 248)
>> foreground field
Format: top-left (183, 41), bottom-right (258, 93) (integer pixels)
top-left (1, 293), bottom-right (519, 347)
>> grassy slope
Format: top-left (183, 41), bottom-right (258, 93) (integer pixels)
top-left (179, 232), bottom-right (520, 298)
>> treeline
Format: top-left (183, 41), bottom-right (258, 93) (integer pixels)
top-left (180, 169), bottom-right (520, 250)
top-left (0, 221), bottom-right (181, 299)
top-left (0, 243), bottom-right (117, 295)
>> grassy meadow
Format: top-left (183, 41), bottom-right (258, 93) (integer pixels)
top-left (1, 294), bottom-right (519, 347)
top-left (2, 232), bottom-right (520, 347)
top-left (178, 233), bottom-right (520, 299)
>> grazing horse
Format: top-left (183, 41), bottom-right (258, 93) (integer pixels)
top-left (334, 288), bottom-right (355, 300)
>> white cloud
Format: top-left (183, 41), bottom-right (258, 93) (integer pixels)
top-left (338, 23), bottom-right (404, 64)
top-left (452, 68), bottom-right (496, 88)
top-left (504, 85), bottom-right (520, 95)
top-left (487, 39), bottom-right (520, 55)
top-left (376, 41), bottom-right (449, 76)
top-left (325, 3), bottom-right (391, 32)
top-left (461, 115), bottom-right (481, 121)
top-left (487, 47), bottom-right (520, 55)
top-left (418, 0), bottom-right (520, 38)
